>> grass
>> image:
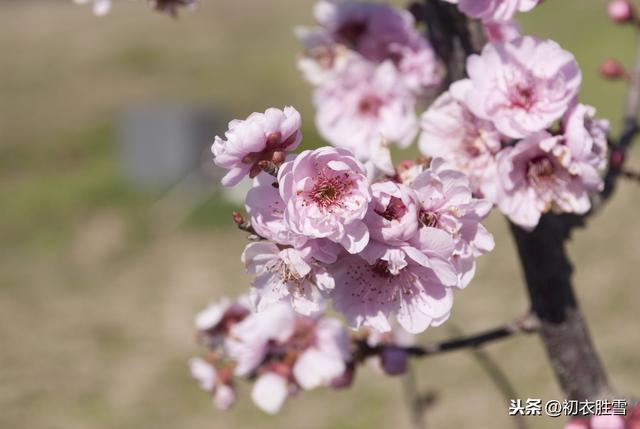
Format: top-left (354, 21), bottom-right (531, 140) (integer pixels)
top-left (0, 1), bottom-right (639, 429)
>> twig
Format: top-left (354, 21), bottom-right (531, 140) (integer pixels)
top-left (599, 27), bottom-right (640, 206)
top-left (231, 211), bottom-right (262, 239)
top-left (358, 313), bottom-right (539, 360)
top-left (621, 168), bottom-right (640, 182)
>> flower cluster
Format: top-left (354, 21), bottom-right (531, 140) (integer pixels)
top-left (419, 36), bottom-right (609, 229)
top-left (215, 107), bottom-right (495, 333)
top-left (296, 0), bottom-right (442, 171)
top-left (190, 297), bottom-right (353, 414)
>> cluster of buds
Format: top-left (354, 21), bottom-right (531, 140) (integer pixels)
top-left (600, 1), bottom-right (637, 81)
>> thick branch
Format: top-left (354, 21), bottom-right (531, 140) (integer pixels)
top-left (423, 0), bottom-right (485, 84)
top-left (510, 217), bottom-right (612, 400)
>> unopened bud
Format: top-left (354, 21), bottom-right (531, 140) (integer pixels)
top-left (331, 363), bottom-right (355, 389)
top-left (600, 58), bottom-right (627, 80)
top-left (232, 211), bottom-right (244, 225)
top-left (380, 346), bottom-right (408, 376)
top-left (271, 150), bottom-right (285, 165)
top-left (608, 0), bottom-right (634, 23)
top-left (611, 147), bottom-right (626, 169)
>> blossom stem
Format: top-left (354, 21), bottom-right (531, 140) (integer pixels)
top-left (231, 211), bottom-right (262, 239)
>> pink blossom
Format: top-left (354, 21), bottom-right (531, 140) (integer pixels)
top-left (245, 171), bottom-right (343, 263)
top-left (331, 246), bottom-right (456, 334)
top-left (309, 0), bottom-right (440, 92)
top-left (560, 103), bottom-right (610, 190)
top-left (443, 0), bottom-right (539, 22)
top-left (245, 171), bottom-right (307, 247)
top-left (496, 131), bottom-right (592, 230)
top-left (419, 80), bottom-right (502, 201)
top-left (194, 296), bottom-right (250, 347)
top-left (189, 358), bottom-right (236, 410)
top-left (292, 317), bottom-right (351, 390)
top-left (278, 147), bottom-right (372, 254)
top-left (251, 372), bottom-right (290, 414)
top-left (226, 302), bottom-right (296, 376)
top-left (212, 107), bottom-right (302, 186)
top-left (484, 20), bottom-right (522, 42)
top-left (227, 303), bottom-right (351, 413)
top-left (314, 60), bottom-right (418, 160)
top-left (462, 37), bottom-right (582, 139)
top-left (410, 159), bottom-right (495, 288)
top-left (242, 241), bottom-right (334, 315)
top-left (295, 26), bottom-right (354, 86)
top-left (364, 181), bottom-right (421, 248)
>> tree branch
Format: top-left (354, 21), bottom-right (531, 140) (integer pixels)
top-left (598, 27), bottom-right (640, 206)
top-left (510, 217), bottom-right (613, 400)
top-left (357, 313), bottom-right (539, 360)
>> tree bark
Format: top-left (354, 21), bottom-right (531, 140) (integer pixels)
top-left (510, 216), bottom-right (612, 400)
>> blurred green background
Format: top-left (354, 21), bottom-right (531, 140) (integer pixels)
top-left (1, 1), bottom-right (639, 428)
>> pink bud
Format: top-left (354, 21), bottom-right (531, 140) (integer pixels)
top-left (600, 58), bottom-right (627, 79)
top-left (611, 147), bottom-right (626, 169)
top-left (608, 0), bottom-right (634, 23)
top-left (331, 364), bottom-right (355, 389)
top-left (380, 347), bottom-right (408, 376)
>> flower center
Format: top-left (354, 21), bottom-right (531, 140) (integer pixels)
top-left (308, 174), bottom-right (352, 209)
top-left (372, 260), bottom-right (394, 278)
top-left (375, 196), bottom-right (407, 221)
top-left (358, 96), bottom-right (383, 116)
top-left (420, 210), bottom-right (440, 228)
top-left (527, 155), bottom-right (555, 184)
top-left (510, 84), bottom-right (536, 110)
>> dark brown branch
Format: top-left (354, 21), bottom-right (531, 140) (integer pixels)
top-left (357, 313), bottom-right (539, 360)
top-left (510, 217), bottom-right (612, 400)
top-left (423, 0), bottom-right (485, 84)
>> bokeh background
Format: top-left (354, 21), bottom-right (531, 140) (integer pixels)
top-left (1, 1), bottom-right (639, 428)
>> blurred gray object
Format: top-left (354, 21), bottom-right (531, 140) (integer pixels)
top-left (118, 104), bottom-right (225, 191)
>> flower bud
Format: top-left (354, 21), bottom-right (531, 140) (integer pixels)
top-left (608, 0), bottom-right (635, 23)
top-left (331, 363), bottom-right (355, 389)
top-left (380, 346), bottom-right (409, 376)
top-left (600, 58), bottom-right (627, 80)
